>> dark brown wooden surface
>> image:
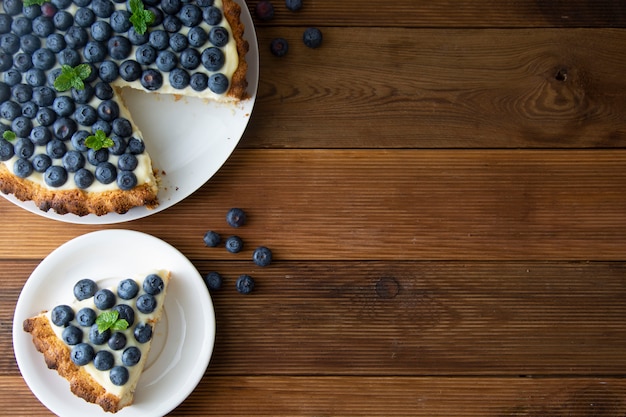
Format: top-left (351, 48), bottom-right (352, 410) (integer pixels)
top-left (2, 1), bottom-right (626, 416)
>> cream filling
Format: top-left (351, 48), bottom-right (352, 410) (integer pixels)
top-left (46, 269), bottom-right (169, 399)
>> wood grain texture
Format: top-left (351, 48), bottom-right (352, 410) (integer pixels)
top-left (242, 28), bottom-right (626, 149)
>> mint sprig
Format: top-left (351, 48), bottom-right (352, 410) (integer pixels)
top-left (96, 310), bottom-right (129, 333)
top-left (2, 131), bottom-right (16, 141)
top-left (53, 64), bottom-right (92, 92)
top-left (24, 0), bottom-right (48, 6)
top-left (85, 130), bottom-right (114, 151)
top-left (129, 0), bottom-right (155, 35)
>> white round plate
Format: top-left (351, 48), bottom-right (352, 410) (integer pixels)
top-left (13, 230), bottom-right (215, 417)
top-left (1, 0), bottom-right (258, 224)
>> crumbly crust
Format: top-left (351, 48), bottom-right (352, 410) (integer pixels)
top-left (23, 314), bottom-right (124, 413)
top-left (223, 0), bottom-right (250, 100)
top-left (0, 164), bottom-right (159, 217)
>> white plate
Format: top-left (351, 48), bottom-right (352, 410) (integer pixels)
top-left (1, 0), bottom-right (258, 224)
top-left (12, 230), bottom-right (215, 417)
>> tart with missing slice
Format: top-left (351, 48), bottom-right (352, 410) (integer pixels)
top-left (23, 269), bottom-right (171, 413)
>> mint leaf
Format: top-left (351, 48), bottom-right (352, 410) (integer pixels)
top-left (96, 310), bottom-right (119, 333)
top-left (53, 64), bottom-right (92, 92)
top-left (24, 0), bottom-right (47, 6)
top-left (111, 318), bottom-right (129, 331)
top-left (2, 131), bottom-right (16, 141)
top-left (85, 130), bottom-right (114, 151)
top-left (129, 0), bottom-right (155, 35)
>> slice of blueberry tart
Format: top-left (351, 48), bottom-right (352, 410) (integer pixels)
top-left (23, 270), bottom-right (171, 413)
top-left (0, 0), bottom-right (249, 216)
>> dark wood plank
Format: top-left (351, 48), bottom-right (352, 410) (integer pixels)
top-left (245, 0), bottom-right (626, 28)
top-left (242, 28), bottom-right (626, 149)
top-left (1, 149), bottom-right (625, 261)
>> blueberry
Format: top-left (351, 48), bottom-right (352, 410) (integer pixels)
top-left (224, 235), bottom-right (243, 253)
top-left (44, 165), bottom-right (68, 187)
top-left (32, 154), bottom-right (52, 172)
top-left (74, 278), bottom-right (98, 300)
top-left (0, 33), bottom-right (20, 54)
top-left (128, 26), bottom-right (149, 45)
top-left (62, 325), bottom-right (83, 345)
top-left (187, 26), bottom-right (207, 48)
top-left (133, 322), bottom-right (152, 343)
top-left (140, 69), bottom-right (163, 91)
top-left (253, 246), bottom-right (273, 267)
top-left (74, 0), bottom-right (92, 6)
top-left (70, 343), bottom-right (95, 366)
top-left (122, 346), bottom-right (141, 366)
top-left (255, 1), bottom-right (274, 20)
top-left (162, 14), bottom-right (181, 32)
top-left (156, 50), bottom-right (177, 72)
top-left (94, 81), bottom-right (114, 100)
top-left (0, 82), bottom-right (9, 101)
top-left (71, 83), bottom-right (95, 104)
top-left (226, 207), bottom-right (247, 227)
top-left (91, 0), bottom-right (115, 18)
top-left (303, 27), bottom-right (323, 48)
top-left (110, 366), bottom-right (129, 385)
top-left (13, 158), bottom-right (33, 178)
top-left (179, 4), bottom-right (202, 26)
top-left (13, 52), bottom-right (33, 72)
top-left (0, 100), bottom-right (20, 120)
top-left (13, 84), bottom-right (34, 104)
top-left (0, 138), bottom-right (13, 160)
top-left (52, 96), bottom-right (74, 117)
top-left (3, 0), bottom-right (23, 15)
top-left (32, 86), bottom-right (56, 106)
top-left (236, 274), bottom-right (255, 294)
top-left (98, 60), bottom-right (119, 83)
top-left (74, 168), bottom-right (94, 189)
top-left (117, 153), bottom-right (137, 171)
top-left (43, 34), bottom-right (64, 54)
top-left (0, 50), bottom-right (12, 71)
top-left (143, 273), bottom-right (164, 295)
top-left (25, 68), bottom-right (46, 87)
top-left (109, 134), bottom-right (127, 155)
top-left (14, 138), bottom-right (34, 158)
top-left (270, 37), bottom-right (288, 57)
top-left (160, 0), bottom-right (181, 15)
top-left (30, 125), bottom-right (51, 146)
top-left (204, 271), bottom-right (222, 290)
top-left (208, 26), bottom-right (228, 47)
top-left (47, 139), bottom-right (67, 159)
top-left (169, 32), bottom-right (187, 52)
top-left (95, 161), bottom-right (116, 184)
top-left (169, 68), bottom-right (190, 89)
top-left (108, 35), bottom-right (132, 60)
top-left (51, 305), bottom-right (74, 327)
top-left (135, 44), bottom-right (157, 65)
top-left (127, 137), bottom-right (144, 154)
top-left (70, 131), bottom-right (89, 152)
top-left (53, 11), bottom-right (74, 31)
top-left (149, 30), bottom-right (169, 50)
top-left (116, 60), bottom-right (139, 82)
top-left (108, 331), bottom-right (127, 350)
top-left (117, 170), bottom-right (136, 189)
top-left (110, 9), bottom-right (131, 32)
top-left (52, 117), bottom-right (77, 140)
top-left (75, 7), bottom-right (95, 27)
top-left (117, 279), bottom-right (139, 299)
top-left (11, 17), bottom-right (32, 36)
top-left (0, 15), bottom-right (11, 33)
top-left (21, 101), bottom-right (38, 118)
top-left (94, 288), bottom-right (116, 310)
top-left (12, 116), bottom-right (32, 137)
top-left (47, 68), bottom-right (64, 89)
top-left (180, 47), bottom-right (201, 69)
top-left (97, 99), bottom-right (119, 122)
top-left (36, 107), bottom-right (56, 126)
top-left (189, 72), bottom-right (208, 91)
top-left (52, 0), bottom-right (73, 9)
top-left (31, 48), bottom-right (56, 71)
top-left (74, 104), bottom-right (98, 126)
top-left (203, 230), bottom-right (221, 247)
top-left (4, 68), bottom-right (22, 86)
top-left (23, 5), bottom-right (42, 19)
top-left (83, 41), bottom-right (107, 62)
top-left (76, 307), bottom-right (97, 327)
top-left (62, 150), bottom-right (85, 172)
top-left (136, 293), bottom-right (156, 314)
top-left (94, 350), bottom-right (114, 371)
top-left (203, 6), bottom-right (222, 25)
top-left (40, 2), bottom-right (58, 18)
top-left (285, 0), bottom-right (302, 11)
top-left (58, 48), bottom-right (81, 67)
top-left (200, 47), bottom-right (223, 71)
top-left (20, 34), bottom-right (41, 55)
top-left (91, 21), bottom-right (112, 43)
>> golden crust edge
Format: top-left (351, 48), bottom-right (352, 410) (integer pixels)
top-left (223, 0), bottom-right (250, 100)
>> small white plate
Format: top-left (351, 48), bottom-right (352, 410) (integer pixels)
top-left (1, 0), bottom-right (258, 224)
top-left (12, 230), bottom-right (215, 417)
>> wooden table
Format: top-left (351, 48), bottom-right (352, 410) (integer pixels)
top-left (3, 1), bottom-right (626, 415)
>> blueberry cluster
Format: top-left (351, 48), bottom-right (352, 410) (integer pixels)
top-left (0, 0), bottom-right (233, 188)
top-left (50, 274), bottom-right (163, 386)
top-left (203, 208), bottom-right (273, 294)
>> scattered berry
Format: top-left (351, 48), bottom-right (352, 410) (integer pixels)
top-left (270, 37), bottom-right (288, 57)
top-left (303, 27), bottom-right (323, 48)
top-left (226, 207), bottom-right (246, 227)
top-left (252, 246), bottom-right (273, 267)
top-left (204, 271), bottom-right (223, 290)
top-left (255, 0), bottom-right (275, 21)
top-left (285, 0), bottom-right (302, 11)
top-left (225, 235), bottom-right (243, 253)
top-left (236, 274), bottom-right (255, 294)
top-left (203, 230), bottom-right (221, 247)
